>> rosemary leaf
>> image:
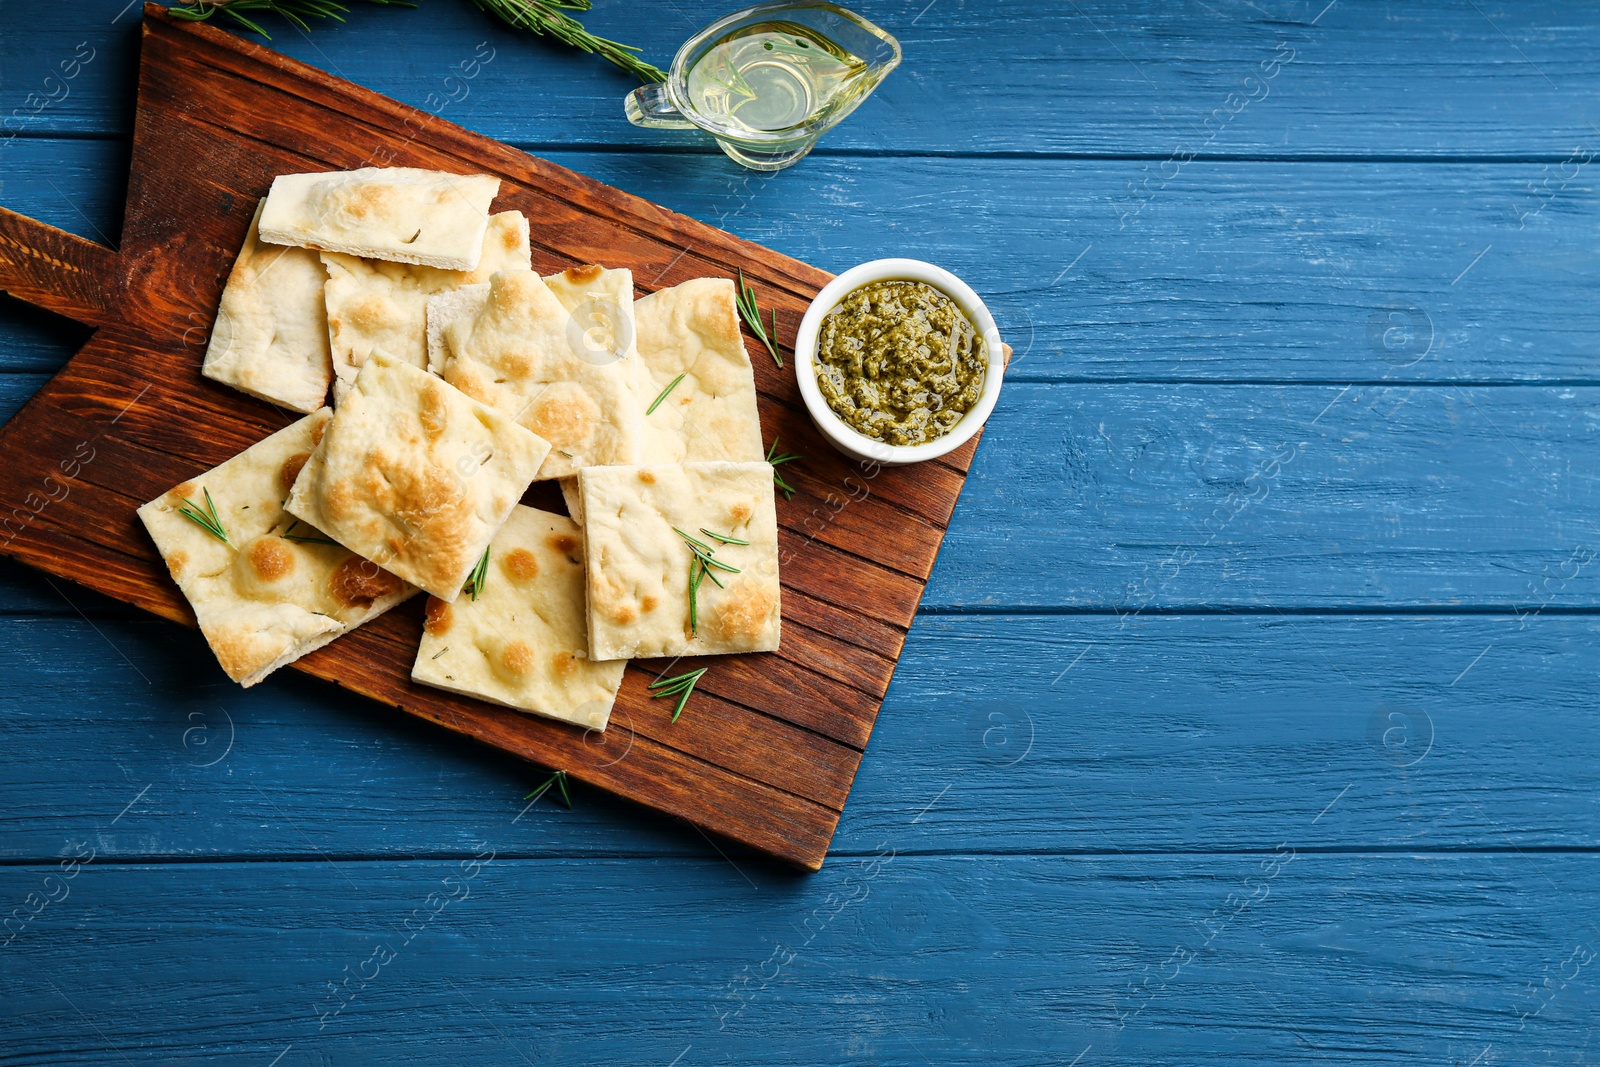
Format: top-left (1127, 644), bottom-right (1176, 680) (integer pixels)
top-left (466, 0), bottom-right (666, 82)
top-left (647, 372), bottom-right (687, 415)
top-left (691, 548), bottom-right (740, 574)
top-left (688, 556), bottom-right (703, 633)
top-left (672, 526), bottom-right (714, 554)
top-left (700, 528), bottom-right (750, 546)
top-left (765, 438), bottom-right (804, 500)
top-left (736, 270), bottom-right (783, 368)
top-left (523, 769), bottom-right (572, 809)
top-left (167, 0), bottom-right (413, 41)
top-left (178, 486), bottom-right (231, 546)
top-left (281, 519), bottom-right (341, 546)
top-left (463, 546), bottom-right (491, 601)
top-left (649, 667), bottom-right (707, 723)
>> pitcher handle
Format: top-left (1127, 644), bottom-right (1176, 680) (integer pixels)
top-left (625, 84), bottom-right (696, 130)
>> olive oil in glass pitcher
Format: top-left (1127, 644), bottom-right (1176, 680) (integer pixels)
top-left (625, 3), bottom-right (901, 172)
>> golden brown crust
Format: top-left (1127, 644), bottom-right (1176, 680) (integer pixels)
top-left (501, 639), bottom-right (535, 677)
top-left (279, 452), bottom-right (311, 497)
top-left (423, 596), bottom-right (453, 636)
top-left (564, 264), bottom-right (604, 284)
top-left (248, 536), bottom-right (296, 583)
top-left (546, 533), bottom-right (579, 557)
top-left (638, 470), bottom-right (656, 484)
top-left (330, 555), bottom-right (405, 608)
top-left (551, 651), bottom-right (578, 678)
top-left (502, 548), bottom-right (539, 582)
top-left (711, 577), bottom-right (778, 645)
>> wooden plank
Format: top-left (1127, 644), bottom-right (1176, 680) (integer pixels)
top-left (5, 611), bottom-right (1599, 861)
top-left (1, 854), bottom-right (1596, 1063)
top-left (924, 380), bottom-right (1600, 611)
top-left (0, 10), bottom-right (987, 869)
top-left (15, 1), bottom-right (1600, 159)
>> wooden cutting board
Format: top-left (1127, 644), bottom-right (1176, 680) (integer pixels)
top-left (0, 5), bottom-right (982, 870)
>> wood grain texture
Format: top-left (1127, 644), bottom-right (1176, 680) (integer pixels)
top-left (2, 855), bottom-right (1596, 1065)
top-left (2, 609), bottom-right (1598, 860)
top-left (0, 8), bottom-right (988, 870)
top-left (9, 1), bottom-right (1600, 158)
top-left (5, 2), bottom-right (1600, 1063)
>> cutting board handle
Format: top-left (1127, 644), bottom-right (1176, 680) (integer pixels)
top-left (0, 206), bottom-right (120, 328)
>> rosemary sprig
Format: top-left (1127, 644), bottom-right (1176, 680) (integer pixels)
top-left (169, 0), bottom-right (665, 82)
top-left (178, 487), bottom-right (231, 546)
top-left (766, 438), bottom-right (804, 500)
top-left (649, 667), bottom-right (707, 723)
top-left (281, 519), bottom-right (341, 547)
top-left (674, 528), bottom-right (740, 574)
top-left (646, 372), bottom-right (687, 416)
top-left (168, 0), bottom-right (413, 41)
top-left (467, 0), bottom-right (667, 82)
top-left (523, 769), bottom-right (571, 809)
top-left (736, 270), bottom-right (782, 368)
top-left (674, 527), bottom-right (743, 634)
top-left (463, 546), bottom-right (491, 601)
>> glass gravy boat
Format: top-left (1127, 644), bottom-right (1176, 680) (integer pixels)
top-left (625, 2), bottom-right (901, 172)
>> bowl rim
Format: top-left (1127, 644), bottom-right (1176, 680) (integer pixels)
top-left (794, 258), bottom-right (1006, 465)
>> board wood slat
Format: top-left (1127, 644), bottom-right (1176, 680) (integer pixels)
top-left (0, 6), bottom-right (987, 869)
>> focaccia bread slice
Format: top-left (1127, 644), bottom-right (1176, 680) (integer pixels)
top-left (441, 266), bottom-right (649, 480)
top-left (257, 167), bottom-right (500, 271)
top-left (201, 202), bottom-right (333, 413)
top-left (323, 211), bottom-right (530, 401)
top-left (634, 277), bottom-right (765, 463)
top-left (137, 409), bottom-right (417, 687)
top-left (284, 352), bottom-right (551, 601)
top-left (580, 461), bottom-right (780, 660)
top-left (413, 506), bottom-right (626, 731)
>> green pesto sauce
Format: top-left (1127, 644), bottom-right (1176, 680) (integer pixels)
top-left (813, 279), bottom-right (987, 447)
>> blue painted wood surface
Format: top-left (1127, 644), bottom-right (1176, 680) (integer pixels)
top-left (3, 2), bottom-right (1599, 1063)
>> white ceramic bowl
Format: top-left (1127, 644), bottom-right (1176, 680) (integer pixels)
top-left (794, 259), bottom-right (1006, 466)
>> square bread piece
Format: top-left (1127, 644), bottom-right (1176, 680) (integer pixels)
top-left (284, 352), bottom-right (551, 601)
top-left (412, 506), bottom-right (626, 731)
top-left (201, 202), bottom-right (333, 413)
top-left (441, 267), bottom-right (649, 480)
top-left (257, 167), bottom-right (500, 271)
top-left (323, 211), bottom-right (530, 401)
top-left (634, 277), bottom-right (765, 464)
top-left (581, 461), bottom-right (780, 660)
top-left (137, 409), bottom-right (417, 687)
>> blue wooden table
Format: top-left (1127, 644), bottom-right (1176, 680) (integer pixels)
top-left (5, 1), bottom-right (1600, 1062)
